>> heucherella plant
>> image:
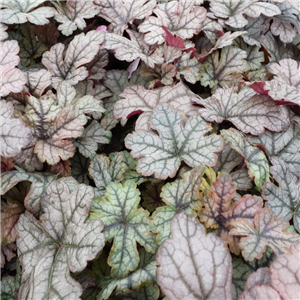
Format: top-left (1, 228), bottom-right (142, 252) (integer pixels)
top-left (1, 0), bottom-right (300, 299)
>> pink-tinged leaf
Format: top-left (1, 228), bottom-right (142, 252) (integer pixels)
top-left (248, 81), bottom-right (269, 95)
top-left (265, 59), bottom-right (300, 106)
top-left (103, 30), bottom-right (163, 68)
top-left (0, 101), bottom-right (32, 158)
top-left (162, 26), bottom-right (185, 48)
top-left (42, 30), bottom-right (105, 88)
top-left (17, 181), bottom-right (105, 299)
top-left (1, 243), bottom-right (17, 268)
top-left (240, 285), bottom-right (281, 300)
top-left (157, 213), bottom-right (232, 300)
top-left (125, 104), bottom-right (224, 180)
top-left (262, 157), bottom-right (300, 232)
top-left (0, 40), bottom-right (26, 97)
top-left (53, 0), bottom-right (101, 36)
top-left (199, 172), bottom-right (262, 254)
top-left (139, 0), bottom-right (206, 45)
top-left (114, 81), bottom-right (199, 131)
top-left (95, 0), bottom-right (156, 35)
top-left (0, 0), bottom-right (55, 25)
top-left (197, 86), bottom-right (290, 135)
top-left (244, 267), bottom-right (272, 290)
top-left (270, 240), bottom-right (300, 299)
top-left (209, 0), bottom-right (281, 28)
top-left (230, 207), bottom-right (300, 261)
top-left (1, 197), bottom-right (25, 245)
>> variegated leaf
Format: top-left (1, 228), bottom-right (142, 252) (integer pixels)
top-left (90, 180), bottom-right (157, 278)
top-left (125, 104), bottom-right (224, 179)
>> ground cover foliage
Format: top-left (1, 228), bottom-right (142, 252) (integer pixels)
top-left (1, 0), bottom-right (300, 299)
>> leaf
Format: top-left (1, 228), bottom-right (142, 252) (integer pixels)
top-left (97, 249), bottom-right (157, 300)
top-left (267, 2), bottom-right (300, 43)
top-left (70, 152), bottom-right (90, 184)
top-left (90, 180), bottom-right (157, 278)
top-left (262, 157), bottom-right (300, 232)
top-left (9, 25), bottom-right (47, 67)
top-left (248, 121), bottom-right (300, 178)
top-left (151, 166), bottom-right (206, 244)
top-left (0, 40), bottom-right (27, 97)
top-left (139, 0), bottom-right (206, 45)
top-left (199, 46), bottom-right (247, 89)
top-left (199, 172), bottom-right (263, 254)
top-left (265, 59), bottom-right (300, 106)
top-left (114, 81), bottom-right (199, 131)
top-left (125, 104), bottom-right (224, 179)
top-left (221, 128), bottom-right (270, 190)
top-left (22, 86), bottom-right (94, 165)
top-left (111, 282), bottom-right (160, 300)
top-left (230, 207), bottom-right (300, 261)
top-left (0, 0), bottom-right (55, 25)
top-left (95, 0), bottom-right (156, 35)
top-left (0, 101), bottom-right (32, 158)
top-left (53, 0), bottom-right (101, 36)
top-left (89, 152), bottom-right (127, 195)
top-left (1, 276), bottom-right (17, 300)
top-left (32, 19), bottom-right (60, 48)
top-left (103, 30), bottom-right (163, 68)
top-left (156, 213), bottom-right (233, 300)
top-left (1, 170), bottom-right (62, 215)
top-left (176, 51), bottom-right (201, 84)
top-left (42, 30), bottom-right (105, 88)
top-left (1, 243), bottom-right (17, 268)
top-left (17, 181), bottom-right (105, 299)
top-left (240, 285), bottom-right (281, 299)
top-left (209, 0), bottom-right (281, 28)
top-left (198, 86), bottom-right (289, 135)
top-left (74, 120), bottom-right (111, 159)
top-left (1, 195), bottom-right (25, 245)
top-left (270, 240), bottom-right (300, 299)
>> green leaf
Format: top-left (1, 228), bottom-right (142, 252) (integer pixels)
top-left (221, 128), bottom-right (270, 189)
top-left (126, 104), bottom-right (224, 180)
top-left (1, 276), bottom-right (17, 300)
top-left (90, 181), bottom-right (157, 278)
top-left (17, 181), bottom-right (105, 299)
top-left (97, 248), bottom-right (157, 300)
top-left (151, 166), bottom-right (206, 244)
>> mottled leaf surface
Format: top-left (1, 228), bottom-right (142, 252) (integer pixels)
top-left (17, 181), bottom-right (105, 299)
top-left (230, 207), bottom-right (299, 261)
top-left (126, 104), bottom-right (224, 179)
top-left (90, 181), bottom-right (156, 278)
top-left (198, 87), bottom-right (289, 135)
top-left (221, 128), bottom-right (270, 189)
top-left (157, 213), bottom-right (232, 300)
